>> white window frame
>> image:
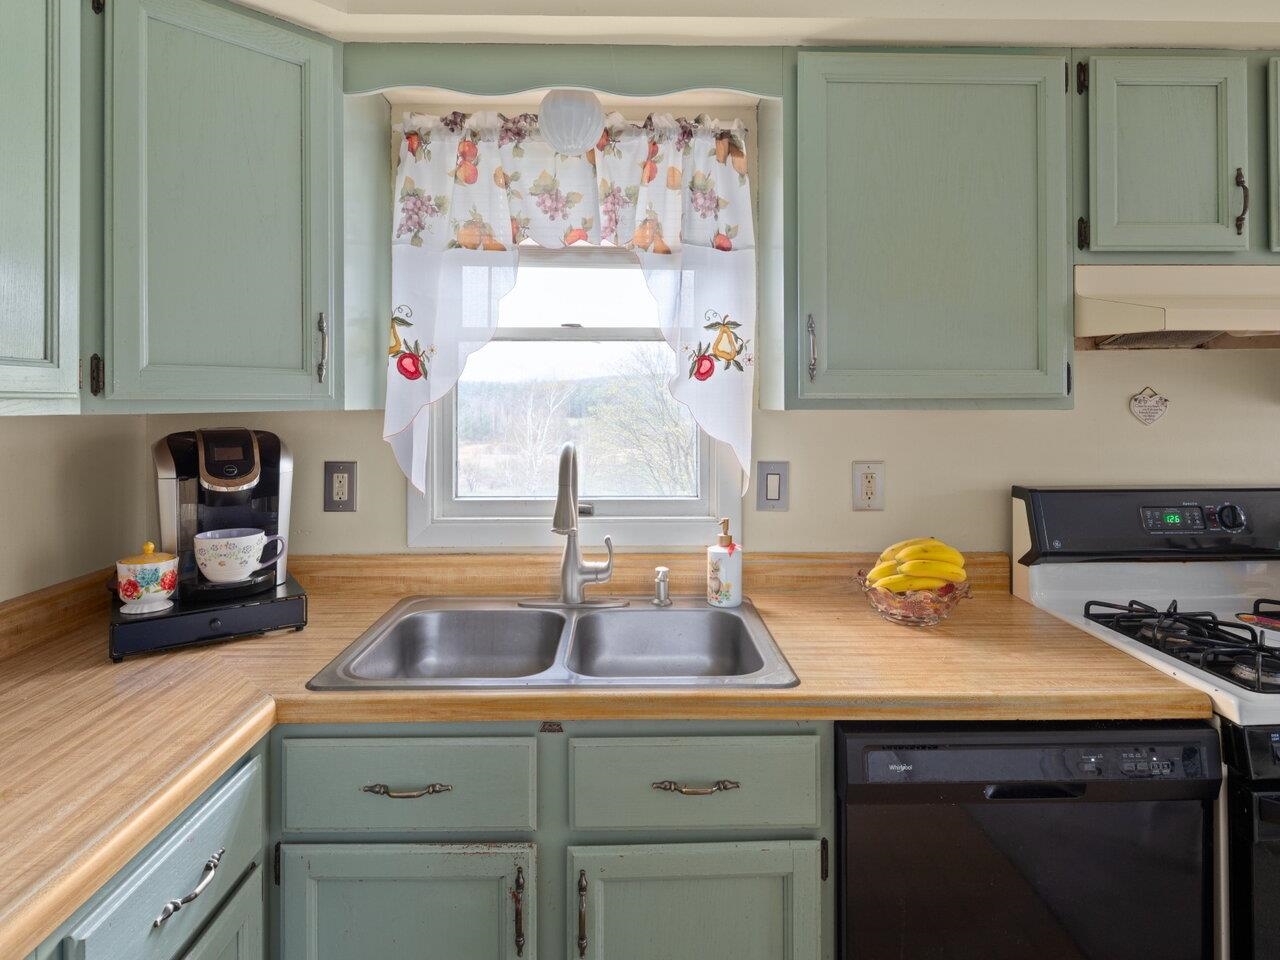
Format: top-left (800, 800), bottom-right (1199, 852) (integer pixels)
top-left (407, 247), bottom-right (742, 549)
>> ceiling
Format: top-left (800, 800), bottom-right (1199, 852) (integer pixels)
top-left (236, 0), bottom-right (1280, 46)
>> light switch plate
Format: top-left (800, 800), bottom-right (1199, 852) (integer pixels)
top-left (853, 460), bottom-right (884, 511)
top-left (324, 461), bottom-right (357, 512)
top-left (756, 460), bottom-right (790, 512)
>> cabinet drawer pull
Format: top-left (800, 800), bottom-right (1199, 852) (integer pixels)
top-left (806, 314), bottom-right (817, 382)
top-left (153, 848), bottom-right (224, 927)
top-left (651, 779), bottom-right (741, 796)
top-left (316, 312), bottom-right (330, 383)
top-left (513, 865), bottom-right (526, 956)
top-left (577, 870), bottom-right (589, 958)
top-left (1235, 168), bottom-right (1249, 235)
top-left (361, 782), bottom-right (453, 799)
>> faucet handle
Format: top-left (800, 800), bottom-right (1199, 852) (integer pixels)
top-left (581, 535), bottom-right (614, 583)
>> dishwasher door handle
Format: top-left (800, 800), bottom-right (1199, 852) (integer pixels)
top-left (984, 782), bottom-right (1085, 801)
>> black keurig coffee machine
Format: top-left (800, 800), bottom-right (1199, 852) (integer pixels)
top-left (108, 428), bottom-right (307, 661)
top-left (156, 428), bottom-right (293, 596)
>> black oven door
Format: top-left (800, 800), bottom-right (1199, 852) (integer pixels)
top-left (1228, 782), bottom-right (1280, 959)
top-left (841, 786), bottom-right (1213, 960)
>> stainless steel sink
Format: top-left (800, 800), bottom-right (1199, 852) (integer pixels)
top-left (307, 597), bottom-right (797, 690)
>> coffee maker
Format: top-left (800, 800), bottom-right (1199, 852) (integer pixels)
top-left (109, 428), bottom-right (306, 662)
top-left (155, 428), bottom-right (293, 597)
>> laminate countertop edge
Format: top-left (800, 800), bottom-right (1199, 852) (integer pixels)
top-left (0, 695), bottom-right (275, 960)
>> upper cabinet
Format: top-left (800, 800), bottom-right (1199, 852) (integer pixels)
top-left (1086, 56), bottom-right (1250, 252)
top-left (794, 52), bottom-right (1072, 408)
top-left (1271, 58), bottom-right (1280, 253)
top-left (0, 0), bottom-right (79, 412)
top-left (104, 0), bottom-right (339, 406)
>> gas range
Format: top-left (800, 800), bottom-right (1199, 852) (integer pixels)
top-left (1012, 486), bottom-right (1280, 726)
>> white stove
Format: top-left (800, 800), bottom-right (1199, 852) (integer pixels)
top-left (1012, 487), bottom-right (1280, 726)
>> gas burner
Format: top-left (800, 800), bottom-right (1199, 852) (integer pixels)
top-left (1230, 658), bottom-right (1280, 688)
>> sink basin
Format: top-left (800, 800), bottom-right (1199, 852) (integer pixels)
top-left (347, 608), bottom-right (564, 679)
top-left (307, 597), bottom-right (797, 690)
top-left (567, 609), bottom-right (765, 678)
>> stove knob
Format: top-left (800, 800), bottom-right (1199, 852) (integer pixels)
top-left (1218, 504), bottom-right (1247, 531)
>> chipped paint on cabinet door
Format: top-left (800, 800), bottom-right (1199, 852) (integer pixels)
top-left (569, 841), bottom-right (821, 960)
top-left (281, 844), bottom-right (534, 960)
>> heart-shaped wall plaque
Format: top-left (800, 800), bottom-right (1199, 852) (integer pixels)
top-left (1129, 386), bottom-right (1169, 426)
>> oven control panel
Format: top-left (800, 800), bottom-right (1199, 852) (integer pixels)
top-left (1141, 503), bottom-right (1246, 534)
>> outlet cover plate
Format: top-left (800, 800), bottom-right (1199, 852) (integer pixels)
top-left (324, 461), bottom-right (357, 512)
top-left (853, 460), bottom-right (884, 511)
top-left (756, 461), bottom-right (790, 511)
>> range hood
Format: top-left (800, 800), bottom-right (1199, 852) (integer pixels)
top-left (1075, 265), bottom-right (1280, 348)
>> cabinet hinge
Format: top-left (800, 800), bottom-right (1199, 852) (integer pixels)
top-left (91, 0), bottom-right (105, 13)
top-left (273, 841), bottom-right (282, 885)
top-left (820, 837), bottom-right (829, 881)
top-left (88, 353), bottom-right (105, 396)
top-left (1076, 217), bottom-right (1090, 250)
top-left (1066, 361), bottom-right (1073, 396)
top-left (1075, 61), bottom-right (1088, 95)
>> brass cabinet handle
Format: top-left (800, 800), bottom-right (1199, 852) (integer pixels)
top-left (806, 314), bottom-right (817, 382)
top-left (1235, 168), bottom-right (1250, 235)
top-left (316, 312), bottom-right (329, 383)
top-left (513, 865), bottom-right (526, 956)
top-left (651, 779), bottom-right (741, 797)
top-left (360, 782), bottom-right (452, 799)
top-left (577, 869), bottom-right (588, 958)
top-left (153, 848), bottom-right (224, 927)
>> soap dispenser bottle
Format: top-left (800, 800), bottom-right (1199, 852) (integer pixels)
top-left (706, 517), bottom-right (743, 608)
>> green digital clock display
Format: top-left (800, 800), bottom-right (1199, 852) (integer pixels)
top-left (1163, 512), bottom-right (1182, 524)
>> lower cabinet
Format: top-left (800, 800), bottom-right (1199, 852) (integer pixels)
top-left (280, 843), bottom-right (533, 960)
top-left (569, 841), bottom-right (821, 960)
top-left (179, 867), bottom-right (264, 960)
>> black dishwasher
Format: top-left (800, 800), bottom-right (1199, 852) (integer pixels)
top-left (837, 723), bottom-right (1221, 960)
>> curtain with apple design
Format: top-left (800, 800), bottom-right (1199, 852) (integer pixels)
top-left (387, 110), bottom-right (755, 494)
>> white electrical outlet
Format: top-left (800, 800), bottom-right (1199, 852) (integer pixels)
top-left (324, 461), bottom-right (357, 512)
top-left (853, 461), bottom-right (884, 511)
top-left (332, 472), bottom-right (349, 502)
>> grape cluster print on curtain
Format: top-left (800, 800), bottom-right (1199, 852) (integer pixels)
top-left (386, 109), bottom-right (755, 494)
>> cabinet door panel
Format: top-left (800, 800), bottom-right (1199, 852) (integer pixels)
top-left (0, 0), bottom-right (78, 404)
top-left (281, 843), bottom-right (533, 960)
top-left (1089, 56), bottom-right (1248, 251)
top-left (570, 841), bottom-right (820, 960)
top-left (797, 53), bottom-right (1070, 404)
top-left (108, 0), bottom-right (335, 401)
top-left (179, 866), bottom-right (264, 960)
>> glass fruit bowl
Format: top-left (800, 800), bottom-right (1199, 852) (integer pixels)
top-left (856, 574), bottom-right (972, 626)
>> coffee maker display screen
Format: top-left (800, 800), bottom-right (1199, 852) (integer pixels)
top-left (212, 445), bottom-right (245, 462)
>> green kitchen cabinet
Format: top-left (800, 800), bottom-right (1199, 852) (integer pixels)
top-left (1086, 56), bottom-right (1250, 252)
top-left (794, 52), bottom-right (1071, 408)
top-left (104, 0), bottom-right (339, 406)
top-left (570, 841), bottom-right (821, 960)
top-left (1271, 58), bottom-right (1280, 253)
top-left (0, 0), bottom-right (80, 413)
top-left (280, 843), bottom-right (534, 960)
top-left (179, 867), bottom-right (264, 960)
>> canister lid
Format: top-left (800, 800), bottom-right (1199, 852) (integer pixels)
top-left (120, 540), bottom-right (175, 564)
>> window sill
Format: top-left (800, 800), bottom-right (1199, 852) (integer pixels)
top-left (406, 505), bottom-right (739, 550)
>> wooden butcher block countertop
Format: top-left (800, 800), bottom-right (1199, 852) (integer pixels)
top-left (0, 552), bottom-right (1211, 956)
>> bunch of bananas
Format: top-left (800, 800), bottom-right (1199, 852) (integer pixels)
top-left (866, 538), bottom-right (966, 594)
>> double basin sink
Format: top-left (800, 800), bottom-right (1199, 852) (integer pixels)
top-left (307, 597), bottom-right (798, 689)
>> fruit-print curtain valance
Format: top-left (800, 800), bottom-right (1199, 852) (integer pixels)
top-left (385, 109), bottom-right (755, 493)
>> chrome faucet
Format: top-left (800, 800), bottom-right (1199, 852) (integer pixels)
top-left (522, 443), bottom-right (623, 608)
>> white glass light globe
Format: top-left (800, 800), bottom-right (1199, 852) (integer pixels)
top-left (539, 89), bottom-right (605, 157)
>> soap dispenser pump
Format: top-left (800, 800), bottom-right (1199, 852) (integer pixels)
top-left (706, 517), bottom-right (743, 608)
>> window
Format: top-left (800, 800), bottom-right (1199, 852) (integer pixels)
top-left (409, 246), bottom-right (740, 548)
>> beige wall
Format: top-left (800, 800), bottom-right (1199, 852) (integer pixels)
top-left (149, 348), bottom-right (1280, 558)
top-left (0, 415), bottom-right (149, 602)
top-left (5, 345), bottom-right (1275, 605)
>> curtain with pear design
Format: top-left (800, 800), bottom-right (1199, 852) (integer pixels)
top-left (386, 109), bottom-right (755, 494)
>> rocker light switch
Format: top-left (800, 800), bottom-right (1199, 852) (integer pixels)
top-left (756, 461), bottom-right (789, 512)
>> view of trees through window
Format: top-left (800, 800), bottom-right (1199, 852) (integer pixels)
top-left (455, 339), bottom-right (700, 500)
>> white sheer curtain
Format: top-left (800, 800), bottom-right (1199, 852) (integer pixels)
top-left (386, 109), bottom-right (755, 493)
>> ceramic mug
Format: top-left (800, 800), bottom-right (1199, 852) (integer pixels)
top-left (194, 527), bottom-right (286, 584)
